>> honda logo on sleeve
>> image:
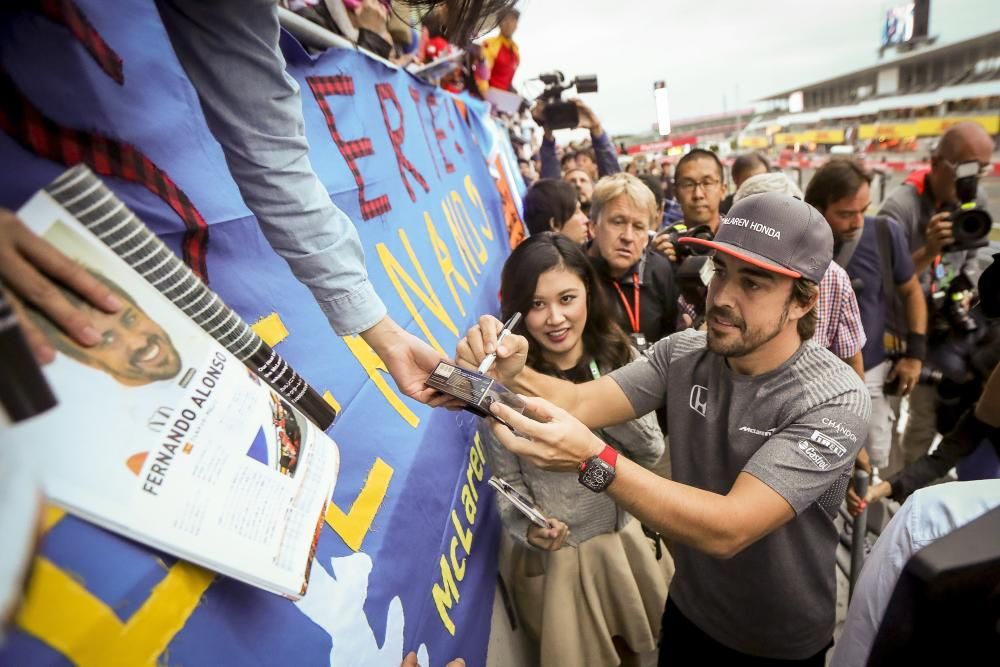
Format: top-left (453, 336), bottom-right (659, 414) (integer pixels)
top-left (689, 385), bottom-right (708, 417)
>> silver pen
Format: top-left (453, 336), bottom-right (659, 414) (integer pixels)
top-left (478, 312), bottom-right (522, 374)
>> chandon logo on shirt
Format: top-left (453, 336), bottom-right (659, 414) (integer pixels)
top-left (820, 417), bottom-right (857, 443)
top-left (689, 385), bottom-right (708, 417)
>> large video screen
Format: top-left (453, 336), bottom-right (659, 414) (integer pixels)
top-left (882, 2), bottom-right (916, 47)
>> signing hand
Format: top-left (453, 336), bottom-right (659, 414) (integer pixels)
top-left (455, 315), bottom-right (528, 386)
top-left (360, 316), bottom-right (454, 407)
top-left (651, 231), bottom-right (677, 262)
top-left (489, 395), bottom-right (604, 472)
top-left (925, 211), bottom-right (954, 256)
top-left (0, 208), bottom-right (123, 364)
top-left (888, 357), bottom-right (922, 396)
top-left (527, 518), bottom-right (570, 551)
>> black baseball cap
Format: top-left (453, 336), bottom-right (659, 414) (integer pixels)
top-left (679, 191), bottom-right (833, 284)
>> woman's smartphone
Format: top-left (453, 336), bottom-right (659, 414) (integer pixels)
top-left (488, 476), bottom-right (550, 529)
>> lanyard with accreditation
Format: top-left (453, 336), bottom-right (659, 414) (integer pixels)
top-left (612, 274), bottom-right (648, 351)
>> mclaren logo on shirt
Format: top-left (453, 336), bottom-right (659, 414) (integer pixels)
top-left (739, 425), bottom-right (773, 437)
top-left (689, 385), bottom-right (708, 417)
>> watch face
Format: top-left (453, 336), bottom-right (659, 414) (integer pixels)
top-left (579, 458), bottom-right (615, 492)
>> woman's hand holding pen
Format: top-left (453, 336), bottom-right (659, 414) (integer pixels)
top-left (456, 314), bottom-right (529, 386)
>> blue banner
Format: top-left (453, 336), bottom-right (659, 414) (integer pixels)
top-left (0, 2), bottom-right (525, 665)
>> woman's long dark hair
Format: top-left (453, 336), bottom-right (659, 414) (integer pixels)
top-left (500, 233), bottom-right (632, 378)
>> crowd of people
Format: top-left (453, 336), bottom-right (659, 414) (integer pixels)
top-left (2, 1), bottom-right (999, 666)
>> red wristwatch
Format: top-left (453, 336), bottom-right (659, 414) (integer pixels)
top-left (578, 444), bottom-right (618, 493)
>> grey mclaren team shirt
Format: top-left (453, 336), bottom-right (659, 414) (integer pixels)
top-left (609, 330), bottom-right (870, 659)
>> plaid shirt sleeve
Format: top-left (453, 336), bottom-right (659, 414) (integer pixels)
top-left (817, 263), bottom-right (866, 358)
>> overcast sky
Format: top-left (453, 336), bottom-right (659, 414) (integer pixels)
top-left (508, 0), bottom-right (1000, 137)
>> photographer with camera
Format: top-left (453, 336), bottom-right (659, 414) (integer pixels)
top-left (585, 174), bottom-right (680, 349)
top-left (878, 122), bottom-right (993, 473)
top-left (846, 256), bottom-right (1000, 519)
top-left (806, 160), bottom-right (928, 472)
top-left (651, 149), bottom-right (726, 262)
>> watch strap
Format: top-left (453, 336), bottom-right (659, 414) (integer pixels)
top-left (597, 444), bottom-right (618, 468)
top-left (580, 443), bottom-right (617, 473)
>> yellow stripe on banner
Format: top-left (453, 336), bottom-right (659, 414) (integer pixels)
top-left (42, 506), bottom-right (66, 533)
top-left (113, 561), bottom-right (215, 666)
top-left (342, 334), bottom-right (419, 428)
top-left (17, 557), bottom-right (215, 667)
top-left (16, 557), bottom-right (125, 667)
top-left (251, 313), bottom-right (290, 347)
top-left (327, 457), bottom-right (394, 551)
top-left (322, 390), bottom-right (342, 412)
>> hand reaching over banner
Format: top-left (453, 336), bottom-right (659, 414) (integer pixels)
top-left (0, 208), bottom-right (123, 364)
top-left (360, 315), bottom-right (456, 407)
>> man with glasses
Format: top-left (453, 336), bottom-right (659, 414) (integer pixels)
top-left (877, 121), bottom-right (993, 475)
top-left (652, 149), bottom-right (726, 262)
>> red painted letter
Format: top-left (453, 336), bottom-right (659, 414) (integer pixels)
top-left (306, 75), bottom-right (390, 220)
top-left (376, 83), bottom-right (429, 203)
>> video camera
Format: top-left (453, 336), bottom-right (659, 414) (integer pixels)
top-left (944, 161), bottom-right (992, 252)
top-left (536, 71), bottom-right (598, 130)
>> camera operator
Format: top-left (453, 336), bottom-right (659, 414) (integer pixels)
top-left (878, 122), bottom-right (993, 472)
top-left (537, 98), bottom-right (621, 182)
top-left (586, 174), bottom-right (680, 349)
top-left (651, 149), bottom-right (726, 262)
top-left (806, 160), bottom-right (928, 472)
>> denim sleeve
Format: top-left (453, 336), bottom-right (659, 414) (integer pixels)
top-left (157, 0), bottom-right (387, 336)
top-left (591, 131), bottom-right (622, 178)
top-left (539, 137), bottom-right (560, 180)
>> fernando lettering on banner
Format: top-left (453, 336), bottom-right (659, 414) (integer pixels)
top-left (0, 1), bottom-right (526, 665)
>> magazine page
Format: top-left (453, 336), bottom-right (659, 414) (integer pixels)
top-left (2, 192), bottom-right (340, 598)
